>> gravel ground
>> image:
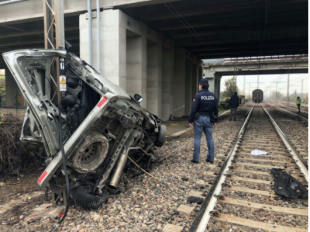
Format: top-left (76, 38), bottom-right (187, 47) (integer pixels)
top-left (207, 105), bottom-right (308, 231)
top-left (0, 106), bottom-right (251, 232)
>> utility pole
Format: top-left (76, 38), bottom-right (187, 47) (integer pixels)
top-left (248, 83), bottom-right (250, 97)
top-left (43, 0), bottom-right (65, 102)
top-left (301, 79), bottom-right (303, 100)
top-left (96, 0), bottom-right (101, 73)
top-left (243, 76), bottom-right (245, 96)
top-left (270, 86), bottom-right (271, 100)
top-left (287, 72), bottom-right (290, 105)
top-left (233, 76), bottom-right (237, 93)
top-left (256, 74), bottom-right (259, 103)
top-left (43, 0), bottom-right (66, 207)
top-left (276, 82), bottom-right (278, 101)
top-left (87, 0), bottom-right (93, 65)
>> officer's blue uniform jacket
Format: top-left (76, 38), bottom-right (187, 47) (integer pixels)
top-left (229, 94), bottom-right (239, 108)
top-left (189, 89), bottom-right (218, 123)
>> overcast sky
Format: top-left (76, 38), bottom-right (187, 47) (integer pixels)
top-left (220, 74), bottom-right (308, 97)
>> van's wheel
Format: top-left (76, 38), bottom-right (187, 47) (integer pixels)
top-left (155, 125), bottom-right (166, 147)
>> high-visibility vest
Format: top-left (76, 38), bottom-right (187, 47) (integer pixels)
top-left (296, 99), bottom-right (301, 104)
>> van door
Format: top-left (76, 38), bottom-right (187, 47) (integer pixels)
top-left (2, 49), bottom-right (67, 156)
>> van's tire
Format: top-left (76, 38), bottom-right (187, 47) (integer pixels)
top-left (155, 125), bottom-right (166, 147)
top-left (70, 186), bottom-right (107, 209)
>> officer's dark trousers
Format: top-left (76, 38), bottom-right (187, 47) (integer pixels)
top-left (193, 115), bottom-right (214, 162)
top-left (230, 107), bottom-right (237, 120)
top-left (297, 104), bottom-right (301, 112)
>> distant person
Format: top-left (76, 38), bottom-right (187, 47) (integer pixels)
top-left (189, 78), bottom-right (218, 164)
top-left (229, 92), bottom-right (239, 121)
top-left (296, 96), bottom-right (301, 113)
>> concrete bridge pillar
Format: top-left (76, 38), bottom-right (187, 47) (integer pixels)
top-left (5, 69), bottom-right (22, 108)
top-left (199, 65), bottom-right (203, 80)
top-left (204, 72), bottom-right (221, 100)
top-left (80, 10), bottom-right (127, 90)
top-left (147, 44), bottom-right (162, 118)
top-left (191, 62), bottom-right (199, 99)
top-left (185, 60), bottom-right (193, 115)
top-left (80, 9), bottom-right (202, 120)
top-left (161, 48), bottom-right (174, 121)
top-left (126, 35), bottom-right (148, 108)
top-left (173, 48), bottom-right (186, 117)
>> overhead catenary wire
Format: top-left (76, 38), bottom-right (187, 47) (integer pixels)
top-left (163, 2), bottom-right (224, 63)
top-left (231, 0), bottom-right (271, 96)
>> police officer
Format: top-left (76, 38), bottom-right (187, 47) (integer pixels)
top-left (189, 78), bottom-right (218, 164)
top-left (229, 92), bottom-right (239, 121)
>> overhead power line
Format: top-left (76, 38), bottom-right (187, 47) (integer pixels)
top-left (163, 2), bottom-right (224, 63)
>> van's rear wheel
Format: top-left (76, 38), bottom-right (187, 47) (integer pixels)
top-left (70, 131), bottom-right (109, 173)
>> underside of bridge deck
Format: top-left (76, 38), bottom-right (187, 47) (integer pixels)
top-left (0, 0), bottom-right (307, 67)
top-left (120, 0), bottom-right (308, 59)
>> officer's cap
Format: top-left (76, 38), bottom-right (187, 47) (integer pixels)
top-left (199, 78), bottom-right (208, 84)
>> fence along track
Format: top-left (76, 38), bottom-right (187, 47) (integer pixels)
top-left (192, 104), bottom-right (308, 232)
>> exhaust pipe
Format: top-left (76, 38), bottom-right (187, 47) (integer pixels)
top-left (108, 150), bottom-right (128, 189)
top-left (108, 130), bottom-right (142, 189)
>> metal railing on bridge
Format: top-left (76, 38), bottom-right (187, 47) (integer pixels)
top-left (0, 0), bottom-right (28, 6)
top-left (224, 54), bottom-right (308, 63)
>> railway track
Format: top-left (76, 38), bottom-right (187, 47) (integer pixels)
top-left (277, 101), bottom-right (308, 113)
top-left (159, 106), bottom-right (253, 232)
top-left (189, 104), bottom-right (308, 232)
top-left (264, 104), bottom-right (308, 164)
top-left (270, 102), bottom-right (308, 121)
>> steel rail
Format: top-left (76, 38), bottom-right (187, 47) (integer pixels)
top-left (262, 105), bottom-right (308, 181)
top-left (190, 104), bottom-right (255, 232)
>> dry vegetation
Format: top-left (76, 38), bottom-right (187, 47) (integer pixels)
top-left (0, 113), bottom-right (40, 175)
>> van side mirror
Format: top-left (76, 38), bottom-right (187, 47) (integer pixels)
top-left (134, 94), bottom-right (143, 103)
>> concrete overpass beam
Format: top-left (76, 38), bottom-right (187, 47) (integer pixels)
top-left (161, 48), bottom-right (174, 121)
top-left (147, 44), bottom-right (162, 118)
